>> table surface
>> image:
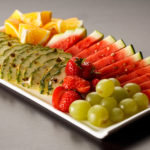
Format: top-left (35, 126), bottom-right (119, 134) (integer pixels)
top-left (0, 0), bottom-right (150, 149)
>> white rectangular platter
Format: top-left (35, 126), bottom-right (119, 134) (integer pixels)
top-left (0, 25), bottom-right (150, 139)
top-left (0, 79), bottom-right (150, 139)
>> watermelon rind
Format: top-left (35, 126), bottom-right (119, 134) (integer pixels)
top-left (47, 27), bottom-right (86, 46)
top-left (78, 20), bottom-right (84, 27)
top-left (90, 30), bottom-right (104, 39)
top-left (114, 39), bottom-right (126, 49)
top-left (104, 35), bottom-right (116, 44)
top-left (127, 52), bottom-right (143, 61)
top-left (124, 45), bottom-right (135, 55)
top-left (132, 52), bottom-right (143, 61)
top-left (143, 56), bottom-right (150, 65)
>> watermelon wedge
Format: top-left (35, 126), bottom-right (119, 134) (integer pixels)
top-left (99, 52), bottom-right (143, 77)
top-left (85, 39), bottom-right (126, 63)
top-left (117, 57), bottom-right (150, 83)
top-left (142, 89), bottom-right (150, 101)
top-left (76, 35), bottom-right (116, 58)
top-left (46, 27), bottom-right (86, 51)
top-left (140, 80), bottom-right (150, 90)
top-left (65, 30), bottom-right (104, 55)
top-left (93, 45), bottom-right (135, 69)
top-left (122, 73), bottom-right (150, 86)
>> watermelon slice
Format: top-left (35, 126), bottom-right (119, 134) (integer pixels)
top-left (65, 30), bottom-right (104, 55)
top-left (76, 35), bottom-right (116, 58)
top-left (122, 73), bottom-right (150, 86)
top-left (142, 89), bottom-right (150, 101)
top-left (99, 52), bottom-right (143, 77)
top-left (85, 39), bottom-right (126, 63)
top-left (117, 57), bottom-right (150, 83)
top-left (103, 53), bottom-right (150, 79)
top-left (93, 45), bottom-right (135, 69)
top-left (46, 27), bottom-right (86, 51)
top-left (140, 80), bottom-right (150, 90)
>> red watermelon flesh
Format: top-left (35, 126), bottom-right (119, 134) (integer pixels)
top-left (46, 28), bottom-right (86, 51)
top-left (121, 73), bottom-right (150, 86)
top-left (65, 30), bottom-right (104, 55)
top-left (117, 57), bottom-right (150, 83)
top-left (103, 54), bottom-right (149, 79)
top-left (142, 89), bottom-right (150, 101)
top-left (93, 45), bottom-right (134, 69)
top-left (140, 80), bottom-right (150, 90)
top-left (76, 35), bottom-right (116, 58)
top-left (85, 39), bottom-right (126, 63)
top-left (99, 52), bottom-right (142, 78)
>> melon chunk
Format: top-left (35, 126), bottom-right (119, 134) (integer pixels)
top-left (99, 52), bottom-right (143, 77)
top-left (117, 57), bottom-right (150, 83)
top-left (85, 39), bottom-right (126, 63)
top-left (46, 27), bottom-right (86, 51)
top-left (76, 35), bottom-right (116, 58)
top-left (93, 45), bottom-right (135, 69)
top-left (65, 30), bottom-right (104, 56)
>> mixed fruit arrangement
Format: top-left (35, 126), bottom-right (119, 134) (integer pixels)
top-left (52, 58), bottom-right (149, 127)
top-left (0, 10), bottom-right (150, 128)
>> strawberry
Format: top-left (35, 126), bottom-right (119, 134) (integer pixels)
top-left (62, 75), bottom-right (76, 89)
top-left (59, 90), bottom-right (81, 112)
top-left (65, 57), bottom-right (95, 80)
top-left (75, 77), bottom-right (91, 93)
top-left (81, 61), bottom-right (94, 80)
top-left (52, 86), bottom-right (66, 109)
top-left (62, 76), bottom-right (91, 93)
top-left (91, 78), bottom-right (100, 90)
top-left (65, 57), bottom-right (83, 76)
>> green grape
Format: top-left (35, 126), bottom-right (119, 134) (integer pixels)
top-left (109, 78), bottom-right (121, 86)
top-left (123, 83), bottom-right (141, 97)
top-left (88, 105), bottom-right (109, 127)
top-left (112, 86), bottom-right (129, 103)
top-left (133, 92), bottom-right (149, 110)
top-left (96, 79), bottom-right (114, 97)
top-left (86, 92), bottom-right (103, 106)
top-left (119, 98), bottom-right (138, 116)
top-left (69, 100), bottom-right (91, 121)
top-left (100, 97), bottom-right (117, 112)
top-left (110, 107), bottom-right (124, 123)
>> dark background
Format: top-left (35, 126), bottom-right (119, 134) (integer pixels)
top-left (0, 0), bottom-right (150, 149)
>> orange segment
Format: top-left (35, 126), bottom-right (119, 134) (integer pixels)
top-left (22, 11), bottom-right (52, 27)
top-left (43, 21), bottom-right (58, 31)
top-left (60, 18), bottom-right (83, 33)
top-left (41, 11), bottom-right (52, 25)
top-left (42, 19), bottom-right (62, 34)
top-left (9, 9), bottom-right (23, 21)
top-left (19, 24), bottom-right (50, 45)
top-left (42, 22), bottom-right (58, 37)
top-left (5, 18), bottom-right (20, 37)
top-left (18, 23), bottom-right (33, 38)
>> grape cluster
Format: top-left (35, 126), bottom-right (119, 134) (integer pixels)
top-left (69, 78), bottom-right (149, 127)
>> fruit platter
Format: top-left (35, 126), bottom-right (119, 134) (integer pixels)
top-left (0, 10), bottom-right (150, 139)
